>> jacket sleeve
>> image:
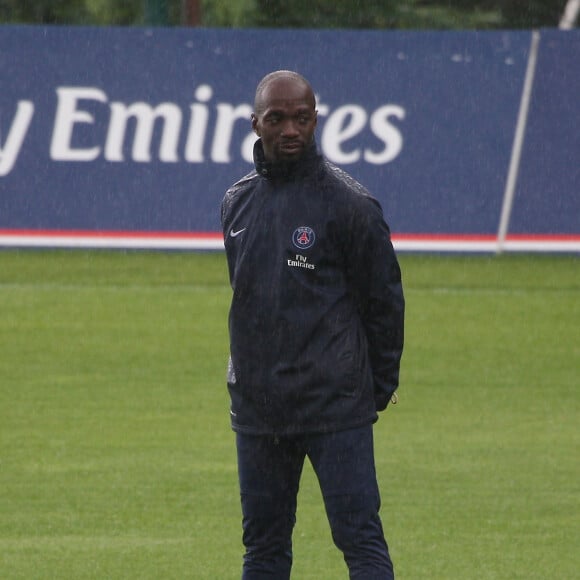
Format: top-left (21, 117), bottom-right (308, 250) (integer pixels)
top-left (345, 195), bottom-right (405, 411)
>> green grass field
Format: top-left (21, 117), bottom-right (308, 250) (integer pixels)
top-left (0, 250), bottom-right (578, 579)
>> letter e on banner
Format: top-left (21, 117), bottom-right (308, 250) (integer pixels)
top-left (50, 87), bottom-right (107, 161)
top-left (322, 105), bottom-right (367, 164)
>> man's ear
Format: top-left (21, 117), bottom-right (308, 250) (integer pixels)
top-left (251, 113), bottom-right (260, 136)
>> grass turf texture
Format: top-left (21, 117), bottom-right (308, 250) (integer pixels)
top-left (0, 250), bottom-right (578, 579)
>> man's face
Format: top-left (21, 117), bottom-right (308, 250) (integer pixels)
top-left (252, 78), bottom-right (317, 164)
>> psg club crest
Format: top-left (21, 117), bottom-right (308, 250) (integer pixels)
top-left (292, 226), bottom-right (316, 250)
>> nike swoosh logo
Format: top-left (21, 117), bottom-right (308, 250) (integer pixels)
top-left (230, 228), bottom-right (247, 237)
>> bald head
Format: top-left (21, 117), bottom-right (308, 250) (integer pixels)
top-left (254, 70), bottom-right (316, 116)
top-left (251, 70), bottom-right (318, 164)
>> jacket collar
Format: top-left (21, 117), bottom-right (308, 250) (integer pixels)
top-left (253, 139), bottom-right (321, 181)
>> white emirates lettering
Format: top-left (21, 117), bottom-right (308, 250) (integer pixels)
top-left (287, 254), bottom-right (315, 270)
top-left (1, 84), bottom-right (405, 176)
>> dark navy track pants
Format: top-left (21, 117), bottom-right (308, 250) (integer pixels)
top-left (236, 424), bottom-right (394, 579)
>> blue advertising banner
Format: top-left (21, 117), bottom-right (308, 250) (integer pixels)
top-left (0, 26), bottom-right (578, 251)
top-left (509, 29), bottom-right (580, 240)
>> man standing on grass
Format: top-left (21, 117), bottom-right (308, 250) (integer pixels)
top-left (221, 70), bottom-right (405, 579)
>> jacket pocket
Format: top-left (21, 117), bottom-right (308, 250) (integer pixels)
top-left (337, 348), bottom-right (362, 397)
top-left (334, 315), bottom-right (370, 398)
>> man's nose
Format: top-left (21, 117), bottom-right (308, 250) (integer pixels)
top-left (280, 119), bottom-right (300, 136)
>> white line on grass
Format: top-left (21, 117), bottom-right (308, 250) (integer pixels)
top-left (0, 283), bottom-right (230, 293)
top-left (1, 284), bottom-right (576, 296)
top-left (408, 287), bottom-right (577, 295)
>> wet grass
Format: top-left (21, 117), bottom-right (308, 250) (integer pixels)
top-left (0, 250), bottom-right (578, 579)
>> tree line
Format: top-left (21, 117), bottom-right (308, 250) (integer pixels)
top-left (0, 0), bottom-right (570, 29)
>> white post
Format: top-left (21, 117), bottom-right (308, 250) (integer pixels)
top-left (560, 0), bottom-right (580, 29)
top-left (496, 30), bottom-right (541, 254)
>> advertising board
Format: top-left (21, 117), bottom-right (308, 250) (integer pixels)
top-left (0, 26), bottom-right (578, 251)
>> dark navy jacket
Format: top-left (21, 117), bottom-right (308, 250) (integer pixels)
top-left (221, 139), bottom-right (404, 435)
